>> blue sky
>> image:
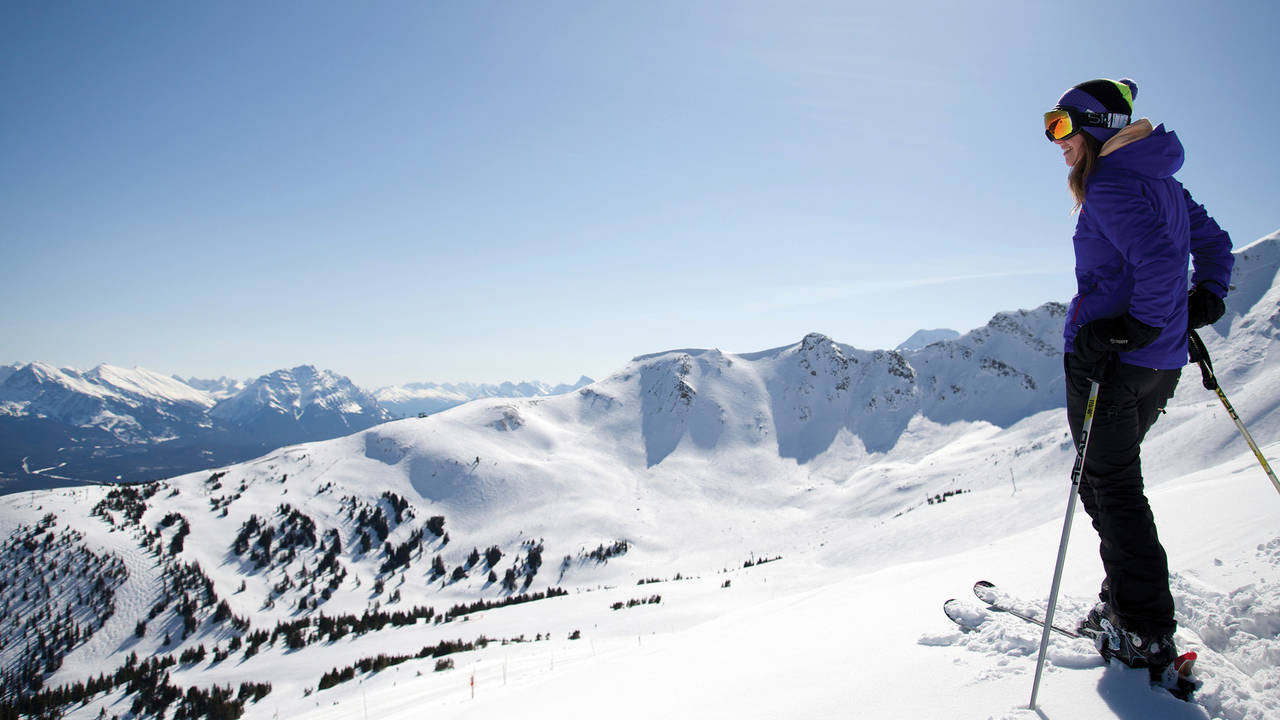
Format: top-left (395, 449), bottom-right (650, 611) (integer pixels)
top-left (3, 1), bottom-right (1277, 388)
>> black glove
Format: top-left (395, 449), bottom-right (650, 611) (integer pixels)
top-left (1072, 313), bottom-right (1162, 368)
top-left (1187, 285), bottom-right (1226, 330)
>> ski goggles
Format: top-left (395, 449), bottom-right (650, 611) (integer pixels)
top-left (1044, 106), bottom-right (1130, 141)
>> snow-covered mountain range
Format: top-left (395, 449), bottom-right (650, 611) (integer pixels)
top-left (1, 230), bottom-right (1277, 720)
top-left (1, 362), bottom-right (215, 444)
top-left (0, 365), bottom-right (593, 494)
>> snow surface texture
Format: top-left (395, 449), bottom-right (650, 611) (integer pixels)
top-left (0, 230), bottom-right (1277, 719)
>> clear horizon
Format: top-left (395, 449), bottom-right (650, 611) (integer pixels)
top-left (4, 1), bottom-right (1278, 388)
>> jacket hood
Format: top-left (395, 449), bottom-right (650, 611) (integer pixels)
top-left (1098, 119), bottom-right (1184, 179)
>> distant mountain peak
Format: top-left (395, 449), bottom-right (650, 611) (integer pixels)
top-left (801, 331), bottom-right (833, 347)
top-left (373, 376), bottom-right (595, 418)
top-left (897, 328), bottom-right (961, 351)
top-left (210, 366), bottom-right (386, 426)
top-left (180, 375), bottom-right (247, 400)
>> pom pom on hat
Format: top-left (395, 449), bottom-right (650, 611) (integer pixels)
top-left (1118, 78), bottom-right (1138, 102)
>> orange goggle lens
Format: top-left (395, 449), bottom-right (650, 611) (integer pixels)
top-left (1044, 109), bottom-right (1076, 141)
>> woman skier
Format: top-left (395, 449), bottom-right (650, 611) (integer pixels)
top-left (1045, 78), bottom-right (1234, 680)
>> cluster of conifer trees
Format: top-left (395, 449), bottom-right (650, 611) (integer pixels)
top-left (4, 476), bottom-right (578, 717)
top-left (0, 649), bottom-right (271, 720)
top-left (0, 515), bottom-right (127, 700)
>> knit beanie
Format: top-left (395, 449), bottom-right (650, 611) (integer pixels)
top-left (1055, 78), bottom-right (1138, 142)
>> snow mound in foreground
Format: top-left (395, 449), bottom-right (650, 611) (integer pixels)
top-left (924, 538), bottom-right (1280, 720)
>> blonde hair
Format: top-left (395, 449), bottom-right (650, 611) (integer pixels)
top-left (1068, 133), bottom-right (1102, 212)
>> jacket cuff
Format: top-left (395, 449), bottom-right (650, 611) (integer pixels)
top-left (1196, 280), bottom-right (1229, 298)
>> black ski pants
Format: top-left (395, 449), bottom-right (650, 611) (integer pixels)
top-left (1065, 354), bottom-right (1181, 638)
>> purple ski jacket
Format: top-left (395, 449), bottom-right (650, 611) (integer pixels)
top-left (1064, 121), bottom-right (1234, 369)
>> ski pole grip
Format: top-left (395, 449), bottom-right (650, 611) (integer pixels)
top-left (1189, 330), bottom-right (1218, 391)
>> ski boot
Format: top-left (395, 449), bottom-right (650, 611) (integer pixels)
top-left (1078, 603), bottom-right (1198, 699)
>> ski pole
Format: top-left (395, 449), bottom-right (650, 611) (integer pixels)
top-left (1029, 373), bottom-right (1101, 709)
top-left (1188, 330), bottom-right (1280, 497)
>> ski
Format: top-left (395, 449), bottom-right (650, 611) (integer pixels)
top-left (971, 580), bottom-right (1082, 639)
top-left (942, 597), bottom-right (987, 632)
top-left (941, 587), bottom-right (1077, 638)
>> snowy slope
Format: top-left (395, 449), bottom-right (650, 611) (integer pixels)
top-left (1, 231), bottom-right (1277, 719)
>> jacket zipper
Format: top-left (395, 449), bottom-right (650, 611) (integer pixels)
top-left (1070, 282), bottom-right (1096, 327)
